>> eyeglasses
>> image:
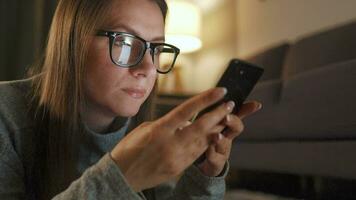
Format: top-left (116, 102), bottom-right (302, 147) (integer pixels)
top-left (96, 30), bottom-right (180, 74)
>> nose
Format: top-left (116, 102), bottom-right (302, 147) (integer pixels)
top-left (129, 49), bottom-right (156, 78)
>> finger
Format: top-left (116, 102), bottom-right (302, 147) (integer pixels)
top-left (223, 114), bottom-right (245, 140)
top-left (177, 102), bottom-right (234, 158)
top-left (178, 124), bottom-right (225, 158)
top-left (214, 133), bottom-right (232, 156)
top-left (186, 101), bottom-right (234, 137)
top-left (178, 121), bottom-right (192, 130)
top-left (210, 124), bottom-right (226, 134)
top-left (236, 101), bottom-right (262, 120)
top-left (205, 144), bottom-right (228, 165)
top-left (185, 136), bottom-right (210, 161)
top-left (179, 123), bottom-right (225, 135)
top-left (161, 88), bottom-right (227, 130)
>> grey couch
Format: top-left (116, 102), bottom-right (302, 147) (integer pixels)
top-left (232, 20), bottom-right (356, 182)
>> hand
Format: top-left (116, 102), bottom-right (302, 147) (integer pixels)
top-left (197, 101), bottom-right (262, 177)
top-left (110, 88), bottom-right (234, 192)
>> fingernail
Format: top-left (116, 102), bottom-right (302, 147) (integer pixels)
top-left (226, 114), bottom-right (231, 122)
top-left (226, 101), bottom-right (235, 111)
top-left (218, 133), bottom-right (224, 140)
top-left (222, 87), bottom-right (227, 95)
top-left (257, 103), bottom-right (262, 110)
top-left (217, 87), bottom-right (227, 96)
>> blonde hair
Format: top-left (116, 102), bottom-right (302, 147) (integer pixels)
top-left (28, 0), bottom-right (167, 198)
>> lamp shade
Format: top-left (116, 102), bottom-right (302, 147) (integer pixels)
top-left (166, 1), bottom-right (202, 53)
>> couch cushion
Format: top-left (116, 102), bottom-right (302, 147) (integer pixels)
top-left (241, 59), bottom-right (356, 141)
top-left (283, 20), bottom-right (356, 79)
top-left (246, 43), bottom-right (290, 81)
top-left (279, 59), bottom-right (356, 140)
top-left (247, 79), bottom-right (282, 106)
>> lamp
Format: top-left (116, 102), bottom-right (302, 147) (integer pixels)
top-left (166, 0), bottom-right (202, 53)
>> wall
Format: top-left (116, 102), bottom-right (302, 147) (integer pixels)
top-left (191, 0), bottom-right (238, 93)
top-left (158, 0), bottom-right (237, 94)
top-left (236, 0), bottom-right (356, 57)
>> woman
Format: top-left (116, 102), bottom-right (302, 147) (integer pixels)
top-left (0, 0), bottom-right (261, 199)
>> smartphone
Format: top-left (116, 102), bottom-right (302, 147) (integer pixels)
top-left (193, 59), bottom-right (263, 164)
top-left (193, 59), bottom-right (264, 120)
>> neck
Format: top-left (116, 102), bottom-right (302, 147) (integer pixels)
top-left (80, 102), bottom-right (117, 134)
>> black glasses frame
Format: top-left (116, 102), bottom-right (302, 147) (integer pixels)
top-left (96, 30), bottom-right (180, 74)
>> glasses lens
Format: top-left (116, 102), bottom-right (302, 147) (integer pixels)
top-left (111, 34), bottom-right (145, 66)
top-left (153, 45), bottom-right (177, 73)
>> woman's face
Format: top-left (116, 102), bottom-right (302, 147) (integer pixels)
top-left (84, 0), bottom-right (165, 118)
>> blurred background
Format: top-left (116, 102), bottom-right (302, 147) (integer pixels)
top-left (1, 0), bottom-right (356, 199)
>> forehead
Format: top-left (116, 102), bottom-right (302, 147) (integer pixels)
top-left (104, 0), bottom-right (165, 41)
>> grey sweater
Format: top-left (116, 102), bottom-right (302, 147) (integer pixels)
top-left (0, 79), bottom-right (228, 200)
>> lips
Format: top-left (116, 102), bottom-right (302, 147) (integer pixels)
top-left (122, 87), bottom-right (146, 99)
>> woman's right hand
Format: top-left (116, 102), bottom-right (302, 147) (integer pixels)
top-left (110, 87), bottom-right (234, 192)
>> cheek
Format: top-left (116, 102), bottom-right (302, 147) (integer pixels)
top-left (84, 45), bottom-right (123, 108)
top-left (83, 49), bottom-right (158, 117)
top-left (146, 74), bottom-right (158, 94)
top-left (85, 39), bottom-right (112, 81)
top-left (85, 47), bottom-right (115, 94)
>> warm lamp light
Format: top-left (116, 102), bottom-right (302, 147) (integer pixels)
top-left (166, 1), bottom-right (202, 53)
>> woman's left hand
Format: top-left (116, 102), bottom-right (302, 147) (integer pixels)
top-left (196, 101), bottom-right (262, 177)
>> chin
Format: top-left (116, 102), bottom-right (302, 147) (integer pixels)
top-left (114, 105), bottom-right (141, 117)
top-left (111, 95), bottom-right (149, 117)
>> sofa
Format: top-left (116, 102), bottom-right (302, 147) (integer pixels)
top-left (229, 20), bottom-right (356, 198)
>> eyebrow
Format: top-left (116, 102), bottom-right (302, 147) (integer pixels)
top-left (108, 24), bottom-right (165, 42)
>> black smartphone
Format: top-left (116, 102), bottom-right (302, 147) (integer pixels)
top-left (193, 59), bottom-right (264, 164)
top-left (192, 59), bottom-right (264, 164)
top-left (194, 59), bottom-right (264, 120)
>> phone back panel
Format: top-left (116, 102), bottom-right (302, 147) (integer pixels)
top-left (216, 59), bottom-right (264, 113)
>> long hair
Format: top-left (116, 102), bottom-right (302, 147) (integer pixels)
top-left (28, 0), bottom-right (168, 199)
